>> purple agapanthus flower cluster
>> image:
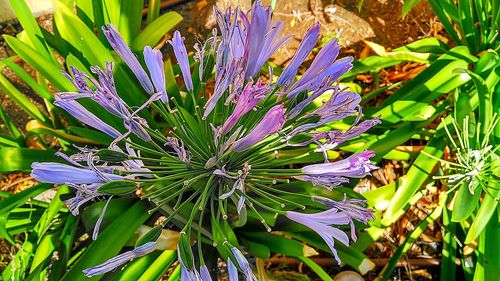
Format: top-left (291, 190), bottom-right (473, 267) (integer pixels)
top-left (31, 1), bottom-right (379, 279)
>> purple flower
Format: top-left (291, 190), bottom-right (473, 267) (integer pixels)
top-left (319, 117), bottom-right (381, 150)
top-left (200, 265), bottom-right (212, 281)
top-left (144, 46), bottom-right (168, 102)
top-left (314, 196), bottom-right (374, 242)
top-left (165, 137), bottom-right (192, 163)
top-left (278, 23), bottom-right (320, 88)
top-left (58, 62), bottom-right (161, 144)
top-left (218, 163), bottom-right (251, 214)
top-left (286, 77), bottom-right (336, 120)
top-left (204, 60), bottom-right (242, 118)
top-left (231, 247), bottom-right (258, 281)
top-left (227, 258), bottom-right (238, 281)
top-left (313, 196), bottom-right (375, 238)
top-left (92, 196), bottom-right (112, 240)
top-left (285, 90), bottom-right (362, 139)
top-left (54, 98), bottom-right (121, 138)
top-left (31, 162), bottom-right (122, 185)
top-left (181, 265), bottom-right (201, 281)
top-left (83, 242), bottom-right (157, 277)
top-left (63, 183), bottom-right (104, 216)
top-left (233, 104), bottom-right (286, 152)
top-left (302, 150), bottom-right (378, 178)
top-left (221, 79), bottom-right (269, 134)
top-left (293, 175), bottom-right (349, 190)
top-left (244, 1), bottom-right (291, 78)
top-left (102, 24), bottom-right (154, 94)
top-left (286, 39), bottom-right (353, 99)
top-left (287, 209), bottom-right (350, 264)
top-left (291, 116), bottom-right (382, 148)
top-left (169, 31), bottom-right (193, 91)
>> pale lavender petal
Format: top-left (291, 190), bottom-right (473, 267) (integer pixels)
top-left (286, 210), bottom-right (351, 263)
top-left (64, 183), bottom-right (104, 215)
top-left (169, 31), bottom-right (193, 91)
top-left (231, 247), bottom-right (257, 281)
top-left (200, 265), bottom-right (212, 281)
top-left (313, 196), bottom-right (375, 224)
top-left (92, 196), bottom-right (113, 240)
top-left (278, 23), bottom-right (320, 88)
top-left (228, 258), bottom-right (238, 281)
top-left (221, 79), bottom-right (269, 134)
top-left (144, 46), bottom-right (168, 102)
top-left (302, 150), bottom-right (378, 178)
top-left (233, 104), bottom-right (286, 152)
top-left (31, 162), bottom-right (122, 185)
top-left (54, 98), bottom-right (121, 138)
top-left (83, 242), bottom-right (157, 277)
top-left (102, 24), bottom-right (154, 94)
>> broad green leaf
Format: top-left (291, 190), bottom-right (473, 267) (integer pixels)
top-left (374, 60), bottom-right (469, 124)
top-left (402, 0), bottom-right (422, 17)
top-left (75, 0), bottom-right (95, 30)
top-left (451, 182), bottom-right (481, 222)
top-left (81, 198), bottom-right (135, 233)
top-left (53, 0), bottom-right (114, 67)
top-left (4, 35), bottom-right (75, 91)
top-left (26, 120), bottom-right (100, 144)
top-left (108, 251), bottom-right (161, 281)
top-left (146, 0), bottom-right (161, 25)
top-left (383, 131), bottom-right (446, 222)
top-left (483, 211), bottom-right (500, 281)
top-left (440, 207), bottom-right (457, 280)
top-left (0, 148), bottom-right (61, 172)
top-left (131, 12), bottom-right (182, 52)
top-left (0, 73), bottom-right (48, 122)
top-left (2, 59), bottom-right (53, 101)
top-left (0, 104), bottom-right (23, 141)
top-left (465, 183), bottom-right (499, 244)
top-left (68, 126), bottom-right (114, 145)
top-left (241, 232), bottom-right (313, 258)
top-left (60, 201), bottom-right (151, 281)
top-left (0, 183), bottom-right (52, 216)
top-left (118, 0), bottom-right (144, 44)
top-left (8, 0), bottom-right (55, 63)
top-left (136, 250), bottom-right (176, 281)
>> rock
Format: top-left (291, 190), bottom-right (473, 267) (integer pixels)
top-left (323, 4), bottom-right (375, 46)
top-left (334, 270), bottom-right (365, 281)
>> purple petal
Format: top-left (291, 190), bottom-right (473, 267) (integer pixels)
top-left (92, 196), bottom-right (113, 240)
top-left (200, 265), bottom-right (212, 281)
top-left (144, 46), bottom-right (168, 102)
top-left (221, 79), bottom-right (269, 134)
top-left (83, 242), bottom-right (157, 277)
top-left (31, 162), bottom-right (122, 185)
top-left (169, 31), bottom-right (193, 91)
top-left (278, 23), bottom-right (320, 88)
top-left (54, 98), bottom-right (121, 138)
top-left (233, 104), bottom-right (286, 152)
top-left (228, 258), bottom-right (238, 281)
top-left (302, 150), bottom-right (378, 178)
top-left (231, 247), bottom-right (257, 281)
top-left (102, 24), bottom-right (154, 94)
